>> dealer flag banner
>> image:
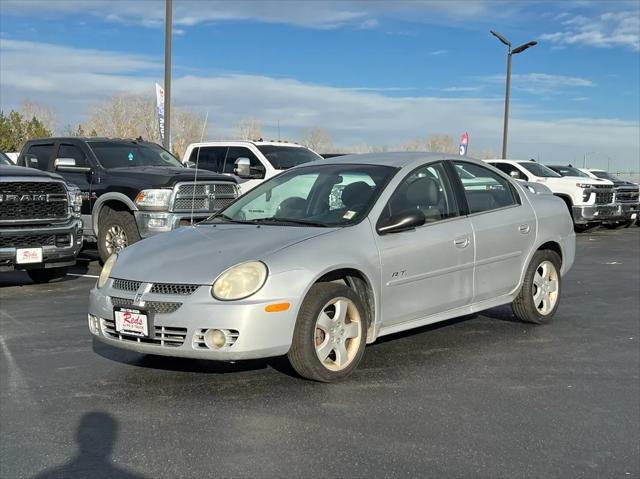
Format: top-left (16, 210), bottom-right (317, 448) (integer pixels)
top-left (155, 83), bottom-right (165, 144)
top-left (459, 132), bottom-right (469, 156)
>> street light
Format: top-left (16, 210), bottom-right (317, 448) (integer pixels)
top-left (490, 30), bottom-right (537, 159)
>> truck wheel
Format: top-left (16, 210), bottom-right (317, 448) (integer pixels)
top-left (97, 210), bottom-right (140, 263)
top-left (288, 283), bottom-right (367, 382)
top-left (512, 250), bottom-right (562, 324)
top-left (27, 267), bottom-right (67, 284)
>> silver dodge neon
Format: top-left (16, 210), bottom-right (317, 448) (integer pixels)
top-left (88, 153), bottom-right (575, 382)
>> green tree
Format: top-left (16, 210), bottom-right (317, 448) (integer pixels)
top-left (0, 110), bottom-right (52, 152)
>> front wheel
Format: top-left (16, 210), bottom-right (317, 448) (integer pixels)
top-left (27, 267), bottom-right (67, 284)
top-left (97, 210), bottom-right (141, 263)
top-left (512, 250), bottom-right (562, 324)
top-left (288, 283), bottom-right (367, 382)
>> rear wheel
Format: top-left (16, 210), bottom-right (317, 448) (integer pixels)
top-left (27, 267), bottom-right (67, 284)
top-left (512, 250), bottom-right (562, 324)
top-left (288, 283), bottom-right (367, 382)
top-left (97, 210), bottom-right (140, 263)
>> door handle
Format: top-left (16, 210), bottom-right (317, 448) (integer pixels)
top-left (454, 237), bottom-right (470, 248)
top-left (518, 224), bottom-right (531, 234)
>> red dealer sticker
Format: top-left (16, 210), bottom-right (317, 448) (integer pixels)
top-left (114, 307), bottom-right (149, 337)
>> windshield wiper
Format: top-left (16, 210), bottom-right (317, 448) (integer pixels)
top-left (205, 214), bottom-right (257, 225)
top-left (251, 217), bottom-right (328, 227)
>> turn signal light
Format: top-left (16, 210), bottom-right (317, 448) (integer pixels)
top-left (265, 302), bottom-right (290, 313)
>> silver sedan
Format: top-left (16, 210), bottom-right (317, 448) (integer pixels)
top-left (88, 153), bottom-right (575, 382)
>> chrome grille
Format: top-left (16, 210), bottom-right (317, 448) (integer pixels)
top-left (171, 181), bottom-right (237, 213)
top-left (615, 188), bottom-right (639, 204)
top-left (100, 317), bottom-right (186, 347)
top-left (0, 181), bottom-right (68, 221)
top-left (110, 296), bottom-right (182, 314)
top-left (112, 278), bottom-right (142, 292)
top-left (150, 283), bottom-right (199, 295)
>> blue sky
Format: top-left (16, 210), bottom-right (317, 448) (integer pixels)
top-left (0, 0), bottom-right (639, 169)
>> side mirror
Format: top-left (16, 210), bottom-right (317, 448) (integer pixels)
top-left (509, 170), bottom-right (521, 179)
top-left (184, 160), bottom-right (195, 168)
top-left (54, 158), bottom-right (92, 173)
top-left (24, 154), bottom-right (39, 168)
top-left (234, 157), bottom-right (251, 178)
top-left (377, 209), bottom-right (426, 235)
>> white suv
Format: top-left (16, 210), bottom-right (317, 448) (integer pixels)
top-left (183, 141), bottom-right (323, 194)
top-left (485, 159), bottom-right (616, 229)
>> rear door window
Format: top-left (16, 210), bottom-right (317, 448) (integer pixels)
top-left (25, 144), bottom-right (55, 170)
top-left (454, 161), bottom-right (520, 214)
top-left (189, 146), bottom-right (228, 173)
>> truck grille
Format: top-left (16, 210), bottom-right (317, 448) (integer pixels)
top-left (0, 233), bottom-right (72, 248)
top-left (171, 182), bottom-right (237, 213)
top-left (615, 187), bottom-right (639, 204)
top-left (0, 181), bottom-right (68, 221)
top-left (100, 317), bottom-right (187, 347)
top-left (595, 190), bottom-right (614, 205)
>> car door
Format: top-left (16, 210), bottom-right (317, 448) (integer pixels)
top-left (452, 161), bottom-right (536, 302)
top-left (374, 161), bottom-right (474, 326)
top-left (53, 143), bottom-right (94, 224)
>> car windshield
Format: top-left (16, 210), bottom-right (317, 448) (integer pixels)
top-left (519, 162), bottom-right (561, 178)
top-left (88, 141), bottom-right (183, 169)
top-left (0, 152), bottom-right (11, 165)
top-left (547, 165), bottom-right (590, 177)
top-left (208, 164), bottom-right (397, 227)
top-left (256, 145), bottom-right (322, 170)
top-left (591, 170), bottom-right (620, 182)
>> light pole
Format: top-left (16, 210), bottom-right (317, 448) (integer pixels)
top-left (490, 30), bottom-right (537, 159)
top-left (164, 0), bottom-right (172, 150)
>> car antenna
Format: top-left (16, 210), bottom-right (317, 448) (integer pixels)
top-left (190, 111), bottom-right (209, 226)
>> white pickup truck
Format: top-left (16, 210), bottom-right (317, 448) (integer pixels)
top-left (182, 140), bottom-right (323, 194)
top-left (485, 159), bottom-right (616, 229)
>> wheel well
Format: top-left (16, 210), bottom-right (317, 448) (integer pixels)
top-left (537, 241), bottom-right (563, 265)
top-left (97, 200), bottom-right (132, 222)
top-left (315, 269), bottom-right (376, 342)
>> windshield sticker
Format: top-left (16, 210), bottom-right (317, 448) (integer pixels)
top-left (128, 152), bottom-right (134, 161)
top-left (343, 210), bottom-right (356, 220)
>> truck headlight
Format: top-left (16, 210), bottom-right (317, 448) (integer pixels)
top-left (575, 183), bottom-right (591, 188)
top-left (67, 183), bottom-right (83, 217)
top-left (135, 189), bottom-right (172, 211)
top-left (98, 254), bottom-right (118, 289)
top-left (212, 261), bottom-right (268, 301)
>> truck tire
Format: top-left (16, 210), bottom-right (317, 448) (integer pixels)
top-left (288, 283), bottom-right (367, 382)
top-left (27, 267), bottom-right (67, 284)
top-left (512, 250), bottom-right (562, 324)
top-left (97, 210), bottom-right (140, 263)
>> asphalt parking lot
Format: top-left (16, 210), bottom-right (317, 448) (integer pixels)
top-left (1, 229), bottom-right (638, 479)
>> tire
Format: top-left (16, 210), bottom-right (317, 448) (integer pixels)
top-left (512, 250), bottom-right (562, 324)
top-left (288, 283), bottom-right (367, 382)
top-left (603, 222), bottom-right (625, 230)
top-left (27, 267), bottom-right (67, 284)
top-left (574, 223), bottom-right (596, 233)
top-left (97, 210), bottom-right (141, 263)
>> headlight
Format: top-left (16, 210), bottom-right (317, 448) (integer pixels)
top-left (575, 183), bottom-right (592, 188)
top-left (212, 261), bottom-right (268, 301)
top-left (66, 183), bottom-right (83, 216)
top-left (135, 189), bottom-right (172, 210)
top-left (98, 254), bottom-right (118, 289)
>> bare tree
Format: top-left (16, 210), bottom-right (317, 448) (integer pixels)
top-left (425, 134), bottom-right (457, 153)
top-left (171, 108), bottom-right (206, 159)
top-left (236, 117), bottom-right (262, 140)
top-left (301, 127), bottom-right (333, 153)
top-left (85, 94), bottom-right (159, 141)
top-left (397, 138), bottom-right (426, 151)
top-left (21, 100), bottom-right (57, 133)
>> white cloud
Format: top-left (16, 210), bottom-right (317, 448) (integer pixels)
top-left (0, 0), bottom-right (522, 30)
top-left (442, 86), bottom-right (483, 92)
top-left (0, 40), bottom-right (638, 169)
top-left (542, 11), bottom-right (640, 51)
top-left (429, 49), bottom-right (448, 56)
top-left (485, 73), bottom-right (595, 95)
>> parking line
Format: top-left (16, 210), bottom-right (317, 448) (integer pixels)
top-left (66, 273), bottom-right (99, 278)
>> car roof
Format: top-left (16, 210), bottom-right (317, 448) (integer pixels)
top-left (189, 140), bottom-right (307, 148)
top-left (305, 151), bottom-right (477, 169)
top-left (25, 137), bottom-right (158, 144)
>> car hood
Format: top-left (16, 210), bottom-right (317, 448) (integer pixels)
top-left (0, 164), bottom-right (65, 180)
top-left (111, 224), bottom-right (334, 284)
top-left (106, 166), bottom-right (234, 188)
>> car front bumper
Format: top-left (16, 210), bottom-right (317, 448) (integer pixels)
top-left (611, 203), bottom-right (639, 222)
top-left (0, 219), bottom-right (83, 272)
top-left (572, 204), bottom-right (618, 224)
top-left (88, 283), bottom-right (299, 360)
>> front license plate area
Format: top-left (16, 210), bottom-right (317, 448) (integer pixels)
top-left (114, 306), bottom-right (151, 337)
top-left (16, 247), bottom-right (43, 264)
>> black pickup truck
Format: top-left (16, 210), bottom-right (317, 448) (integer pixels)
top-left (17, 137), bottom-right (238, 261)
top-left (0, 162), bottom-right (83, 282)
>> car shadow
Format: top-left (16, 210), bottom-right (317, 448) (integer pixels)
top-left (92, 339), bottom-right (299, 378)
top-left (32, 411), bottom-right (148, 479)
